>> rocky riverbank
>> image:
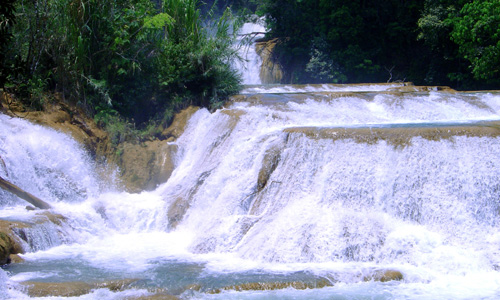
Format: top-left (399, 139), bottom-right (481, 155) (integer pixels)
top-left (0, 90), bottom-right (197, 193)
top-left (0, 90), bottom-right (196, 269)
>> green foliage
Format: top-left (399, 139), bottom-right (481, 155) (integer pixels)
top-left (262, 0), bottom-right (426, 84)
top-left (156, 4), bottom-right (241, 110)
top-left (450, 0), bottom-right (500, 83)
top-left (260, 0), bottom-right (500, 89)
top-left (305, 38), bottom-right (345, 83)
top-left (0, 0), bottom-right (16, 88)
top-left (2, 0), bottom-right (242, 142)
top-left (144, 13), bottom-right (174, 29)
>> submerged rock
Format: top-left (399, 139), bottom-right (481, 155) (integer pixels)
top-left (364, 269), bottom-right (404, 282)
top-left (21, 278), bottom-right (139, 297)
top-left (124, 294), bottom-right (179, 300)
top-left (207, 279), bottom-right (333, 293)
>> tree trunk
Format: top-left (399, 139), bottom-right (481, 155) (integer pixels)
top-left (0, 176), bottom-right (52, 209)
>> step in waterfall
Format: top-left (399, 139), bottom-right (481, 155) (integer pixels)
top-left (1, 28), bottom-right (500, 300)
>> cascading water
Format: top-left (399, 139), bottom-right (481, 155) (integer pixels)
top-left (234, 19), bottom-right (266, 85)
top-left (2, 83), bottom-right (500, 299)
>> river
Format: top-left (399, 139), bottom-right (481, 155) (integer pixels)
top-left (1, 23), bottom-right (500, 300)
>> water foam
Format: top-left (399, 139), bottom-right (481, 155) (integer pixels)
top-left (2, 88), bottom-right (500, 299)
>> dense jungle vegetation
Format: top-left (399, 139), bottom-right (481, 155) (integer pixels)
top-left (0, 0), bottom-right (242, 143)
top-left (260, 0), bottom-right (500, 89)
top-left (1, 0), bottom-right (499, 141)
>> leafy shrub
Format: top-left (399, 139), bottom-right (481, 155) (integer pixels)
top-left (3, 0), bottom-right (242, 142)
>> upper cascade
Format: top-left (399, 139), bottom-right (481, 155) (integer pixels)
top-left (234, 18), bottom-right (267, 85)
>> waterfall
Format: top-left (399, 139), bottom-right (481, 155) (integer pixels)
top-left (235, 19), bottom-right (266, 85)
top-left (2, 84), bottom-right (500, 299)
top-left (0, 114), bottom-right (103, 207)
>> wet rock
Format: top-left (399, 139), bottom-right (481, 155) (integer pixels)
top-left (0, 212), bottom-right (69, 265)
top-left (364, 269), bottom-right (404, 282)
top-left (124, 294), bottom-right (179, 300)
top-left (23, 281), bottom-right (94, 297)
top-left (115, 140), bottom-right (177, 193)
top-left (160, 106), bottom-right (199, 140)
top-left (284, 122), bottom-right (500, 147)
top-left (208, 279), bottom-right (333, 293)
top-left (0, 232), bottom-right (15, 264)
top-left (257, 147), bottom-right (281, 191)
top-left (115, 106), bottom-right (199, 192)
top-left (167, 170), bottom-right (213, 229)
top-left (256, 39), bottom-right (284, 84)
top-left (22, 278), bottom-right (139, 297)
top-left (22, 101), bottom-right (111, 159)
top-left (0, 220), bottom-right (27, 265)
top-left (387, 85), bottom-right (456, 93)
top-left (34, 211), bottom-right (67, 226)
top-left (9, 254), bottom-right (24, 263)
top-left (167, 196), bottom-right (189, 229)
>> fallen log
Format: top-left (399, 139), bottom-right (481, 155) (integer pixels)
top-left (0, 176), bottom-right (52, 209)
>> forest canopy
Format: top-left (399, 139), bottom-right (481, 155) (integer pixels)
top-left (1, 0), bottom-right (499, 143)
top-left (260, 0), bottom-right (500, 89)
top-left (0, 0), bottom-right (242, 143)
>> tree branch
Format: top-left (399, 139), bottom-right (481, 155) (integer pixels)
top-left (0, 176), bottom-right (52, 209)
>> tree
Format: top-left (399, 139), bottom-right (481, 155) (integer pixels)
top-left (0, 0), bottom-right (16, 88)
top-left (450, 0), bottom-right (500, 83)
top-left (5, 0), bottom-right (242, 141)
top-left (262, 0), bottom-right (426, 84)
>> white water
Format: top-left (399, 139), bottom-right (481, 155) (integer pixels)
top-left (1, 85), bottom-right (500, 299)
top-left (234, 20), bottom-right (266, 85)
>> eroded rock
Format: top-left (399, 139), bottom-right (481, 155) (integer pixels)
top-left (0, 220), bottom-right (27, 265)
top-left (160, 106), bottom-right (199, 141)
top-left (256, 39), bottom-right (284, 84)
top-left (21, 279), bottom-right (139, 297)
top-left (364, 269), bottom-right (404, 282)
top-left (0, 212), bottom-right (69, 265)
top-left (207, 279), bottom-right (333, 293)
top-left (115, 140), bottom-right (177, 192)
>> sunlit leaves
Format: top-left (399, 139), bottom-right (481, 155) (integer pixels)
top-left (143, 13), bottom-right (174, 29)
top-left (450, 0), bottom-right (500, 81)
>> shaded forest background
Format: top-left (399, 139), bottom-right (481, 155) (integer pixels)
top-left (257, 0), bottom-right (500, 89)
top-left (1, 0), bottom-right (499, 141)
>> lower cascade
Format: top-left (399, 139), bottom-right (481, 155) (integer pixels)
top-left (1, 83), bottom-right (500, 299)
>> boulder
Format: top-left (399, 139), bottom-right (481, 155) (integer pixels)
top-left (0, 220), bottom-right (26, 265)
top-left (115, 140), bottom-right (177, 193)
top-left (114, 106), bottom-right (199, 193)
top-left (364, 269), bottom-right (404, 282)
top-left (0, 212), bottom-right (68, 265)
